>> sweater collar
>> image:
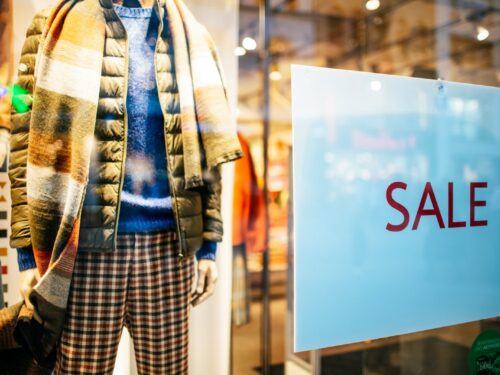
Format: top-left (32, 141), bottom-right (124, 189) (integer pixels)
top-left (113, 4), bottom-right (154, 18)
top-left (100, 0), bottom-right (165, 23)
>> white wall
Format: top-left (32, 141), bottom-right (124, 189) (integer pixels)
top-left (185, 1), bottom-right (239, 374)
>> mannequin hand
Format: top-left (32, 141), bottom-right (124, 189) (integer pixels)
top-left (0, 129), bottom-right (9, 167)
top-left (19, 268), bottom-right (41, 311)
top-left (191, 259), bottom-right (218, 307)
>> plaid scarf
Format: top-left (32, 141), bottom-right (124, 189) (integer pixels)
top-left (166, 0), bottom-right (243, 188)
top-left (10, 0), bottom-right (242, 365)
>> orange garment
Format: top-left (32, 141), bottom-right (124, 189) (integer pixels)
top-left (232, 133), bottom-right (266, 253)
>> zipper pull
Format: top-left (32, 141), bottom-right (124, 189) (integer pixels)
top-left (178, 252), bottom-right (184, 265)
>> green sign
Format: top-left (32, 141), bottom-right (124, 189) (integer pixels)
top-left (469, 330), bottom-right (500, 375)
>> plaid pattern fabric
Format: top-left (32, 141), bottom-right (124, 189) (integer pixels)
top-left (165, 0), bottom-right (242, 189)
top-left (53, 229), bottom-right (194, 375)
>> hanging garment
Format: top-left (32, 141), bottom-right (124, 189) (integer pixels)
top-left (232, 133), bottom-right (266, 252)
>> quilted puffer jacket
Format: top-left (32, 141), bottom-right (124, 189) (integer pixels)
top-left (8, 0), bottom-right (224, 259)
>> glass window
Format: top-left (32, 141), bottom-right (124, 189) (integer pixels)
top-left (233, 0), bottom-right (500, 374)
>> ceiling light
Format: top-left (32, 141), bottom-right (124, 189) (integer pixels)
top-left (242, 37), bottom-right (257, 51)
top-left (476, 25), bottom-right (489, 41)
top-left (234, 46), bottom-right (246, 56)
top-left (365, 0), bottom-right (380, 11)
top-left (269, 71), bottom-right (282, 81)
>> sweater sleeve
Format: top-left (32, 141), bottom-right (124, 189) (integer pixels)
top-left (196, 240), bottom-right (217, 261)
top-left (17, 245), bottom-right (37, 271)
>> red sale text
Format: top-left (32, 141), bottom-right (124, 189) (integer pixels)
top-left (385, 182), bottom-right (488, 232)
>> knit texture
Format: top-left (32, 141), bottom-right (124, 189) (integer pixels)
top-left (164, 0), bottom-right (243, 189)
top-left (114, 5), bottom-right (175, 233)
top-left (195, 240), bottom-right (217, 261)
top-left (16, 4), bottom-right (217, 268)
top-left (9, 0), bottom-right (107, 365)
top-left (113, 5), bottom-right (215, 260)
top-left (17, 246), bottom-right (36, 271)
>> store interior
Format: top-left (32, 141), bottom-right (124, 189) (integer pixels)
top-left (232, 0), bottom-right (499, 374)
top-left (0, 0), bottom-right (499, 374)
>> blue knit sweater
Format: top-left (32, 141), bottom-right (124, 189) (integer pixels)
top-left (115, 4), bottom-right (173, 233)
top-left (17, 5), bottom-right (216, 271)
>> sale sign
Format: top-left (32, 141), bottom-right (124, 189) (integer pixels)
top-left (292, 65), bottom-right (500, 352)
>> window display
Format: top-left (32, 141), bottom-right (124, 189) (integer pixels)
top-left (0, 0), bottom-right (498, 374)
top-left (236, 0), bottom-right (500, 374)
top-left (1, 0), bottom-right (241, 373)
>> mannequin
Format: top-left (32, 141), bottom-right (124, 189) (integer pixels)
top-left (9, 0), bottom-right (241, 373)
top-left (16, 1), bottom-right (218, 307)
top-left (17, 0), bottom-right (217, 315)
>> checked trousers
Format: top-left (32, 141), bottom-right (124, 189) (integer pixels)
top-left (53, 229), bottom-right (195, 375)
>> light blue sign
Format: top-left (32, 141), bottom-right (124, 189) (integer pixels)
top-left (292, 65), bottom-right (500, 352)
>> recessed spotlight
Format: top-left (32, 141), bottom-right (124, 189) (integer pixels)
top-left (366, 0), bottom-right (380, 11)
top-left (270, 71), bottom-right (282, 81)
top-left (234, 46), bottom-right (246, 56)
top-left (242, 37), bottom-right (257, 51)
top-left (476, 25), bottom-right (489, 41)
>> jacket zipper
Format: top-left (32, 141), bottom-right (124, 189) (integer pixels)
top-left (154, 8), bottom-right (185, 263)
top-left (113, 13), bottom-right (129, 252)
top-left (111, 3), bottom-right (185, 261)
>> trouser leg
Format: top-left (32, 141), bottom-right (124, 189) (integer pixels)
top-left (54, 233), bottom-right (134, 375)
top-left (125, 229), bottom-right (194, 375)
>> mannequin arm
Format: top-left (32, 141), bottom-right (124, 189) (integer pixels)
top-left (191, 259), bottom-right (218, 306)
top-left (191, 165), bottom-right (223, 306)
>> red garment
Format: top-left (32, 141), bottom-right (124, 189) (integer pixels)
top-left (232, 134), bottom-right (266, 252)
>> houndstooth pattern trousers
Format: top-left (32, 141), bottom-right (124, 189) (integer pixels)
top-left (53, 229), bottom-right (195, 375)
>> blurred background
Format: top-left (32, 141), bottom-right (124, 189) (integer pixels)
top-left (1, 0), bottom-right (499, 374)
top-left (234, 1), bottom-right (499, 374)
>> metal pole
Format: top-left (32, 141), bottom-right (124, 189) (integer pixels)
top-left (311, 350), bottom-right (321, 375)
top-left (259, 0), bottom-right (271, 374)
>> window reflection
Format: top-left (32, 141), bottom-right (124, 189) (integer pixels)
top-left (233, 0), bottom-right (499, 374)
